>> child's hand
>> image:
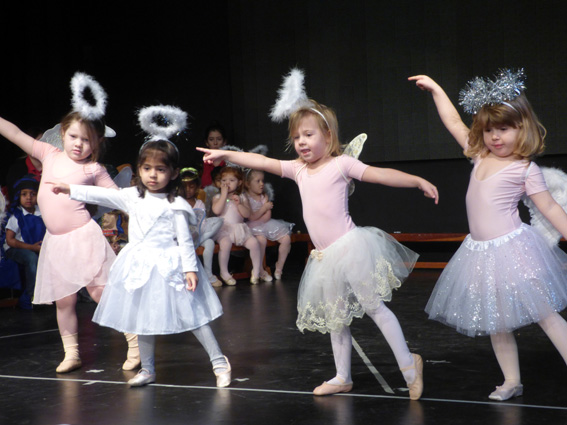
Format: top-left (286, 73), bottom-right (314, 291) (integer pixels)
top-left (49, 182), bottom-right (71, 195)
top-left (220, 183), bottom-right (229, 196)
top-left (31, 241), bottom-right (42, 253)
top-left (230, 194), bottom-right (240, 205)
top-left (185, 272), bottom-right (198, 291)
top-left (196, 147), bottom-right (224, 166)
top-left (408, 75), bottom-right (440, 93)
top-left (417, 178), bottom-right (439, 204)
top-left (263, 201), bottom-right (274, 211)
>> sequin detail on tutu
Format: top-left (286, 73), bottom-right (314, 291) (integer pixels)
top-left (296, 227), bottom-right (418, 334)
top-left (425, 224), bottom-right (567, 337)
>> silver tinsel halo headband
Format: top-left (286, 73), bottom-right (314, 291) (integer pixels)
top-left (458, 68), bottom-right (526, 115)
top-left (138, 105), bottom-right (188, 152)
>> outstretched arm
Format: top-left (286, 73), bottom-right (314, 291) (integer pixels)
top-left (529, 190), bottom-right (567, 239)
top-left (408, 75), bottom-right (470, 149)
top-left (197, 147), bottom-right (283, 176)
top-left (0, 116), bottom-right (36, 156)
top-left (361, 166), bottom-right (439, 204)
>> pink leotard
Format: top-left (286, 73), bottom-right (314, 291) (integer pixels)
top-left (280, 155), bottom-right (368, 250)
top-left (32, 141), bottom-right (116, 235)
top-left (465, 158), bottom-right (547, 241)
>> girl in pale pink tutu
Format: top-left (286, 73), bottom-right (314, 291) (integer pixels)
top-left (244, 169), bottom-right (293, 280)
top-left (212, 166), bottom-right (264, 285)
top-left (0, 73), bottom-right (139, 373)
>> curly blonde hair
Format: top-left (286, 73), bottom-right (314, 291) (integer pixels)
top-left (466, 93), bottom-right (546, 160)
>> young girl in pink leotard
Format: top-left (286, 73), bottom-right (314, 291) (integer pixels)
top-left (0, 74), bottom-right (138, 373)
top-left (410, 71), bottom-right (567, 401)
top-left (212, 166), bottom-right (265, 285)
top-left (198, 95), bottom-right (438, 399)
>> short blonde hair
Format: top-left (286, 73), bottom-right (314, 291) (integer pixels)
top-left (287, 100), bottom-right (342, 158)
top-left (466, 93), bottom-right (546, 159)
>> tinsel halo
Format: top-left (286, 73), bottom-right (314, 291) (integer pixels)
top-left (458, 68), bottom-right (526, 115)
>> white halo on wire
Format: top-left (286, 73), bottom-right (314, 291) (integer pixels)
top-left (70, 72), bottom-right (108, 120)
top-left (138, 105), bottom-right (188, 142)
top-left (269, 68), bottom-right (312, 122)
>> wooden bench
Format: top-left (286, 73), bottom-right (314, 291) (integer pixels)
top-left (195, 232), bottom-right (466, 279)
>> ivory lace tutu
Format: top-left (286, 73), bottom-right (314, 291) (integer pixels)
top-left (425, 224), bottom-right (567, 337)
top-left (34, 219), bottom-right (115, 304)
top-left (296, 227), bottom-right (418, 334)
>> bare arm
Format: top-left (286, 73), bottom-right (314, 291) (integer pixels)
top-left (529, 190), bottom-right (567, 239)
top-left (408, 75), bottom-right (470, 149)
top-left (248, 202), bottom-right (272, 222)
top-left (197, 148), bottom-right (283, 176)
top-left (0, 117), bottom-right (36, 156)
top-left (361, 166), bottom-right (439, 204)
top-left (6, 229), bottom-right (42, 253)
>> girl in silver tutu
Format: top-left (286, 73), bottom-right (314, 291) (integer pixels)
top-left (411, 71), bottom-right (567, 401)
top-left (198, 68), bottom-right (438, 399)
top-left (244, 169), bottom-right (294, 280)
top-left (52, 107), bottom-right (231, 389)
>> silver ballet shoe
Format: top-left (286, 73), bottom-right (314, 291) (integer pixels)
top-left (128, 368), bottom-right (156, 387)
top-left (489, 384), bottom-right (523, 401)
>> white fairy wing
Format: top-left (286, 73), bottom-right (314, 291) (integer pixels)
top-left (343, 133), bottom-right (367, 196)
top-left (264, 182), bottom-right (275, 202)
top-left (40, 124), bottom-right (64, 150)
top-left (0, 190), bottom-right (6, 225)
top-left (522, 166), bottom-right (567, 246)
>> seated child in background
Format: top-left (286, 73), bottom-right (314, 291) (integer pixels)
top-left (212, 166), bottom-right (264, 285)
top-left (3, 175), bottom-right (46, 308)
top-left (180, 167), bottom-right (223, 287)
top-left (244, 169), bottom-right (293, 280)
top-left (201, 122), bottom-right (228, 188)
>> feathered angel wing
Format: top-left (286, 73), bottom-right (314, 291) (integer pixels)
top-left (522, 166), bottom-right (567, 246)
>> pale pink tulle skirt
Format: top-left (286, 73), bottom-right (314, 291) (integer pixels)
top-left (215, 222), bottom-right (254, 246)
top-left (34, 219), bottom-right (115, 304)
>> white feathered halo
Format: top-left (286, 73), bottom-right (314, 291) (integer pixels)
top-left (523, 166), bottom-right (567, 246)
top-left (138, 105), bottom-right (188, 143)
top-left (269, 68), bottom-right (312, 122)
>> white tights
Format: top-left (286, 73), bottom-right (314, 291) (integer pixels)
top-left (138, 324), bottom-right (226, 375)
top-left (491, 312), bottom-right (567, 388)
top-left (329, 302), bottom-right (415, 385)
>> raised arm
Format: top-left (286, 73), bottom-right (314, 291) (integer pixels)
top-left (361, 166), bottom-right (439, 204)
top-left (0, 116), bottom-right (36, 156)
top-left (197, 147), bottom-right (282, 177)
top-left (408, 75), bottom-right (470, 149)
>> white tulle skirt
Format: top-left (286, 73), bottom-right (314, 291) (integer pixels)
top-left (34, 219), bottom-right (115, 304)
top-left (425, 224), bottom-right (567, 337)
top-left (296, 227), bottom-right (418, 334)
top-left (93, 242), bottom-right (223, 335)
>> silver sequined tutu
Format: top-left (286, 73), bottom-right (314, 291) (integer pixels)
top-left (296, 226), bottom-right (418, 334)
top-left (425, 224), bottom-right (567, 337)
